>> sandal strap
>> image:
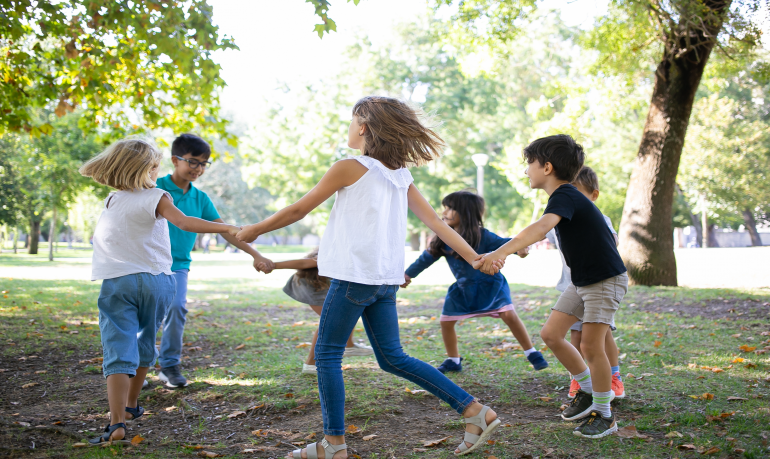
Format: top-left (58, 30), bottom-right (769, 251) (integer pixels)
top-left (125, 406), bottom-right (144, 419)
top-left (463, 405), bottom-right (490, 430)
top-left (456, 440), bottom-right (471, 452)
top-left (463, 431), bottom-right (481, 444)
top-left (319, 438), bottom-right (347, 454)
top-left (306, 442), bottom-right (319, 459)
top-left (292, 448), bottom-right (303, 459)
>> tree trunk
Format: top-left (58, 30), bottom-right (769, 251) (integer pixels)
top-left (707, 224), bottom-right (720, 248)
top-left (701, 197), bottom-right (709, 248)
top-left (28, 220), bottom-right (40, 254)
top-left (617, 1), bottom-right (729, 285)
top-left (410, 231), bottom-right (420, 251)
top-left (742, 209), bottom-right (763, 246)
top-left (12, 226), bottom-right (18, 254)
top-left (49, 206), bottom-right (57, 261)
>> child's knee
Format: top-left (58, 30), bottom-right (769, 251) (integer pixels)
top-left (540, 326), bottom-right (560, 345)
top-left (580, 340), bottom-right (603, 359)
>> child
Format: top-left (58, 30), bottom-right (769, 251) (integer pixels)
top-left (257, 248), bottom-right (374, 375)
top-left (479, 135), bottom-right (628, 439)
top-left (546, 167), bottom-right (624, 400)
top-left (237, 96), bottom-right (503, 457)
top-left (402, 191), bottom-right (548, 373)
top-left (155, 134), bottom-right (274, 388)
top-left (79, 138), bottom-right (239, 445)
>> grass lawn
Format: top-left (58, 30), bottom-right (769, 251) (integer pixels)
top-left (0, 256), bottom-right (769, 458)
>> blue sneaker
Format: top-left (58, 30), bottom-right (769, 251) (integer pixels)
top-left (437, 358), bottom-right (463, 373)
top-left (526, 351), bottom-right (549, 370)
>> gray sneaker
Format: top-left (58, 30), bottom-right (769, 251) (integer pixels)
top-left (158, 365), bottom-right (188, 388)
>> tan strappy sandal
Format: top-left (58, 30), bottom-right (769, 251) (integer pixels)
top-left (291, 438), bottom-right (347, 459)
top-left (455, 405), bottom-right (501, 455)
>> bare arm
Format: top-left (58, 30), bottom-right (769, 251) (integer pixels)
top-left (214, 218), bottom-right (275, 272)
top-left (407, 184), bottom-right (494, 270)
top-left (157, 196), bottom-right (239, 235)
top-left (236, 160), bottom-right (368, 243)
top-left (479, 213), bottom-right (562, 273)
top-left (274, 259), bottom-right (318, 270)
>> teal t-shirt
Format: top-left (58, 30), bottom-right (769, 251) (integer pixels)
top-left (156, 174), bottom-right (220, 271)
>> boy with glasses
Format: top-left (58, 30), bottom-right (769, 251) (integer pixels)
top-left (155, 134), bottom-right (274, 388)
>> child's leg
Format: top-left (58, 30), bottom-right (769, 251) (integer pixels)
top-left (579, 323), bottom-right (611, 393)
top-left (159, 269), bottom-right (190, 370)
top-left (605, 329), bottom-right (619, 367)
top-left (499, 310), bottom-right (534, 350)
top-left (570, 330), bottom-right (583, 358)
top-left (308, 305), bottom-right (356, 366)
top-left (540, 310), bottom-right (584, 376)
top-left (106, 374), bottom-right (129, 438)
top-left (127, 367), bottom-right (149, 410)
top-left (440, 320), bottom-right (460, 357)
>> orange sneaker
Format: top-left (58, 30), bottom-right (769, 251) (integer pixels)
top-left (568, 378), bottom-right (581, 399)
top-left (611, 373), bottom-right (625, 399)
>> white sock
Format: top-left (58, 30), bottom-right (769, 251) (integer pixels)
top-left (590, 390), bottom-right (613, 418)
top-left (523, 347), bottom-right (536, 357)
top-left (448, 357), bottom-right (461, 364)
top-left (574, 368), bottom-right (592, 393)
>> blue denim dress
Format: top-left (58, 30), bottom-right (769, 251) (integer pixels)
top-left (405, 228), bottom-right (513, 318)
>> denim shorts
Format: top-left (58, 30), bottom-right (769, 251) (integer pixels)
top-left (98, 273), bottom-right (176, 378)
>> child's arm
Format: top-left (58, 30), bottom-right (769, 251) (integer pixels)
top-left (402, 250), bottom-right (440, 288)
top-left (236, 160), bottom-right (367, 243)
top-left (157, 196), bottom-right (239, 236)
top-left (487, 232), bottom-right (529, 258)
top-left (478, 214), bottom-right (562, 274)
top-left (213, 218), bottom-right (276, 272)
top-left (407, 184), bottom-right (501, 273)
top-left (256, 258), bottom-right (317, 273)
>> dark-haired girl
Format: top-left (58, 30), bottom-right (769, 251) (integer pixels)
top-left (257, 248), bottom-right (374, 376)
top-left (237, 96), bottom-right (503, 457)
top-left (403, 191), bottom-right (548, 374)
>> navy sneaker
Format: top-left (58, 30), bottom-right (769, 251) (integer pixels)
top-left (526, 351), bottom-right (549, 371)
top-left (437, 358), bottom-right (463, 374)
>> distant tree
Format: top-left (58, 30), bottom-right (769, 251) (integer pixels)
top-left (0, 145), bottom-right (24, 228)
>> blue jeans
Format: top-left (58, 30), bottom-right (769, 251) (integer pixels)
top-left (159, 269), bottom-right (189, 368)
top-left (98, 273), bottom-right (175, 378)
top-left (316, 279), bottom-right (475, 436)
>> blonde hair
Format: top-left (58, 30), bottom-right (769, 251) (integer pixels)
top-left (353, 96), bottom-right (445, 169)
top-left (79, 137), bottom-right (162, 190)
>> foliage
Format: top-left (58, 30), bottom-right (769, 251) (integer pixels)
top-left (0, 142), bottom-right (24, 226)
top-left (306, 0), bottom-right (363, 38)
top-left (0, 0), bottom-right (237, 144)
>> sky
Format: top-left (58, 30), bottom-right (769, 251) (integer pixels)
top-left (208, 0), bottom-right (611, 125)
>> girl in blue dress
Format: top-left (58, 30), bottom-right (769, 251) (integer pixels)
top-left (403, 191), bottom-right (548, 373)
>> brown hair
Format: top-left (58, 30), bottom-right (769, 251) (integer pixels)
top-left (428, 191), bottom-right (485, 259)
top-left (353, 96), bottom-right (445, 169)
top-left (294, 247), bottom-right (330, 291)
top-left (79, 137), bottom-right (162, 190)
top-left (572, 166), bottom-right (599, 193)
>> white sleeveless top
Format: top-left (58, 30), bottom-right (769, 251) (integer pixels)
top-left (91, 187), bottom-right (174, 281)
top-left (318, 156), bottom-right (414, 285)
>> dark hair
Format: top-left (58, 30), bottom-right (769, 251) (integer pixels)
top-left (522, 134), bottom-right (585, 182)
top-left (573, 166), bottom-right (599, 193)
top-left (353, 96), bottom-right (444, 169)
top-left (294, 247), bottom-right (330, 291)
top-left (428, 191), bottom-right (485, 259)
top-left (171, 133), bottom-right (211, 158)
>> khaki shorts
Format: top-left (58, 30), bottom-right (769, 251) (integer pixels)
top-left (553, 272), bottom-right (628, 325)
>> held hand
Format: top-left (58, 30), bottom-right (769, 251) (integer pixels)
top-left (227, 225), bottom-right (241, 237)
top-left (236, 224), bottom-right (260, 243)
top-left (516, 246), bottom-right (530, 258)
top-left (254, 256), bottom-right (275, 274)
top-left (480, 251), bottom-right (506, 275)
top-left (401, 274), bottom-right (412, 288)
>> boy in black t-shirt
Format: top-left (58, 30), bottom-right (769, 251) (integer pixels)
top-left (476, 135), bottom-right (628, 439)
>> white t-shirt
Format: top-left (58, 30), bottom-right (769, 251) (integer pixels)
top-left (547, 214), bottom-right (616, 292)
top-left (91, 188), bottom-right (174, 281)
top-left (318, 156), bottom-right (414, 285)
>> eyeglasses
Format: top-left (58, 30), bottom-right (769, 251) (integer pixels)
top-left (174, 155), bottom-right (211, 169)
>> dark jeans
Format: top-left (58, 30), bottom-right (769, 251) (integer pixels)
top-left (316, 279), bottom-right (475, 436)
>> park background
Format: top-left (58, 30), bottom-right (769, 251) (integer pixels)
top-left (1, 0), bottom-right (769, 458)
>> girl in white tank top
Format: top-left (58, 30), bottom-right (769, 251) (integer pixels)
top-left (237, 97), bottom-right (505, 458)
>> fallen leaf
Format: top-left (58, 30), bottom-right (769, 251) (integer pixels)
top-left (744, 362), bottom-right (757, 369)
top-left (726, 396), bottom-right (748, 401)
top-left (197, 452), bottom-right (223, 458)
top-left (731, 357), bottom-right (744, 363)
top-left (615, 426), bottom-right (648, 439)
top-left (341, 364), bottom-right (352, 370)
top-left (538, 397), bottom-right (553, 402)
top-left (731, 334), bottom-right (742, 338)
top-left (733, 448), bottom-right (746, 454)
top-left (739, 345), bottom-right (756, 352)
top-left (35, 370), bottom-right (47, 374)
top-left (164, 406), bottom-right (178, 412)
top-left (227, 411), bottom-right (246, 418)
top-left (131, 435), bottom-right (144, 446)
top-left (701, 446), bottom-right (720, 455)
top-left (711, 368), bottom-right (724, 373)
top-left (304, 433), bottom-right (316, 440)
top-left (688, 363), bottom-right (697, 369)
top-left (295, 342), bottom-right (312, 348)
top-left (346, 425), bottom-right (361, 434)
top-left (234, 344), bottom-right (245, 350)
top-left (678, 444), bottom-right (697, 450)
top-left (247, 404), bottom-right (265, 411)
top-left (422, 436), bottom-right (451, 447)
top-left (291, 441), bottom-right (306, 446)
top-left (245, 336), bottom-right (253, 341)
top-left (72, 442), bottom-right (88, 448)
top-left (183, 445), bottom-right (208, 449)
top-left (488, 456), bottom-right (499, 459)
top-left (413, 448), bottom-right (427, 453)
top-left (251, 430), bottom-right (266, 437)
top-left (363, 434), bottom-right (378, 441)
top-left (654, 340), bottom-right (662, 347)
top-left (665, 431), bottom-right (684, 438)
top-left (284, 393), bottom-right (294, 398)
top-left (21, 382), bottom-right (38, 388)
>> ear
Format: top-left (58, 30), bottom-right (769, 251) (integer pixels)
top-left (359, 123), bottom-right (367, 136)
top-left (543, 162), bottom-right (554, 176)
top-left (592, 189), bottom-right (600, 201)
